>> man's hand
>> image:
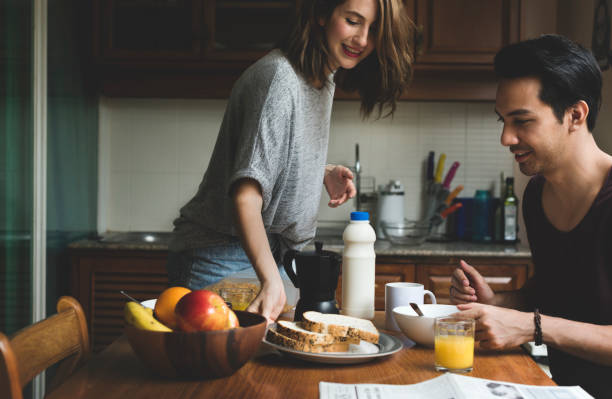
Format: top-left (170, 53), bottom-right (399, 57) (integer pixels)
top-left (246, 276), bottom-right (286, 324)
top-left (455, 303), bottom-right (533, 349)
top-left (450, 260), bottom-right (495, 305)
top-left (324, 165), bottom-right (356, 208)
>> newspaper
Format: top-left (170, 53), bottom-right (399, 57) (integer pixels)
top-left (319, 373), bottom-right (594, 399)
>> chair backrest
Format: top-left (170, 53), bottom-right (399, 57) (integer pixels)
top-left (0, 296), bottom-right (90, 399)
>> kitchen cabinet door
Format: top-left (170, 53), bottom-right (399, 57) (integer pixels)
top-left (93, 0), bottom-right (210, 61)
top-left (71, 249), bottom-right (169, 352)
top-left (209, 0), bottom-right (292, 61)
top-left (93, 0), bottom-right (294, 97)
top-left (395, 0), bottom-right (521, 100)
top-left (413, 0), bottom-right (520, 67)
top-left (417, 260), bottom-right (530, 304)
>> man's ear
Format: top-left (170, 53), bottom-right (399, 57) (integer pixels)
top-left (567, 100), bottom-right (589, 132)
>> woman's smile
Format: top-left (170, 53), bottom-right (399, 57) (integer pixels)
top-left (342, 44), bottom-right (363, 58)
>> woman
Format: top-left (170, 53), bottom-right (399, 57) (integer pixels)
top-left (167, 0), bottom-right (413, 322)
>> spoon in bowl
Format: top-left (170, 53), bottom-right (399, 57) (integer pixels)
top-left (410, 302), bottom-right (424, 317)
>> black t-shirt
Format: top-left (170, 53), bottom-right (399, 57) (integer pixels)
top-left (523, 168), bottom-right (612, 398)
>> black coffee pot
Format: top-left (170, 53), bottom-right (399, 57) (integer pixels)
top-left (283, 242), bottom-right (342, 321)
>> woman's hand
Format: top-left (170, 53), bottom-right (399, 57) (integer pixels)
top-left (324, 165), bottom-right (356, 208)
top-left (450, 260), bottom-right (496, 305)
top-left (231, 178), bottom-right (286, 323)
top-left (246, 275), bottom-right (286, 324)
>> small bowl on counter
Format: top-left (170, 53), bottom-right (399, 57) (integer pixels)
top-left (382, 220), bottom-right (430, 246)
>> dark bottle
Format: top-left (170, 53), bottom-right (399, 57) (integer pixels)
top-left (503, 177), bottom-right (518, 242)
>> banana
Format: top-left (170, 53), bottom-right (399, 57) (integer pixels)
top-left (124, 301), bottom-right (172, 332)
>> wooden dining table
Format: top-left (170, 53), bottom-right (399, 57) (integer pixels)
top-left (46, 312), bottom-right (555, 398)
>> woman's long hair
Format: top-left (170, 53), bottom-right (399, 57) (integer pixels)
top-left (278, 0), bottom-right (414, 119)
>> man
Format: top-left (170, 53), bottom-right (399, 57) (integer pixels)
top-left (450, 34), bottom-right (612, 398)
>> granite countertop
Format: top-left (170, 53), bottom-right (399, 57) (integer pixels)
top-left (70, 231), bottom-right (531, 258)
top-left (307, 240), bottom-right (531, 257)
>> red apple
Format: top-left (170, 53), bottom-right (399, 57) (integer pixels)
top-left (175, 289), bottom-right (233, 332)
top-left (227, 308), bottom-right (239, 329)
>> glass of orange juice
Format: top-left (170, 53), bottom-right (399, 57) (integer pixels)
top-left (434, 316), bottom-right (475, 373)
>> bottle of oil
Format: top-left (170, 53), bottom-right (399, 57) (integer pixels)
top-left (503, 177), bottom-right (518, 242)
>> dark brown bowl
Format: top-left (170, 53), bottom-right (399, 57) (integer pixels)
top-left (125, 311), bottom-right (267, 378)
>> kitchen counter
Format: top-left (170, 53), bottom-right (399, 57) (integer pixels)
top-left (70, 233), bottom-right (532, 351)
top-left (310, 240), bottom-right (531, 258)
top-left (69, 231), bottom-right (531, 258)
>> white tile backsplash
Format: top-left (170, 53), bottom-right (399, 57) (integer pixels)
top-left (99, 97), bottom-right (513, 232)
top-left (130, 172), bottom-right (180, 231)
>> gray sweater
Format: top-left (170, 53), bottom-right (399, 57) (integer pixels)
top-left (170, 50), bottom-right (335, 253)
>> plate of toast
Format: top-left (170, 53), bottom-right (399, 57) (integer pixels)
top-left (264, 311), bottom-right (403, 364)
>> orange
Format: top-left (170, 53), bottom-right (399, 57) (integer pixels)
top-left (154, 286), bottom-right (191, 329)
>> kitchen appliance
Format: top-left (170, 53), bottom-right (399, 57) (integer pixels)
top-left (283, 242), bottom-right (342, 321)
top-left (376, 180), bottom-right (405, 239)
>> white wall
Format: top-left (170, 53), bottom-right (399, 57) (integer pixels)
top-left (98, 97), bottom-right (513, 232)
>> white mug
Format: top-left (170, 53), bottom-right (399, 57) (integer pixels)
top-left (385, 282), bottom-right (436, 331)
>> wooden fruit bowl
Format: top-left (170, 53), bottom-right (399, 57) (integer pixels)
top-left (125, 311), bottom-right (267, 378)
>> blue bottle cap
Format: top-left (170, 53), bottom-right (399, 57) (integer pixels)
top-left (350, 211), bottom-right (369, 221)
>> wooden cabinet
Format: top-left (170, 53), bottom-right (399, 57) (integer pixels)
top-left (397, 0), bottom-right (521, 100)
top-left (91, 0), bottom-right (556, 99)
top-left (411, 0), bottom-right (520, 67)
top-left (415, 257), bottom-right (531, 304)
top-left (337, 255), bottom-right (532, 310)
top-left (70, 246), bottom-right (532, 352)
top-left (70, 248), bottom-right (169, 352)
top-left (93, 0), bottom-right (293, 98)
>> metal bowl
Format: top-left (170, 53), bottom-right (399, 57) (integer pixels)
top-left (382, 220), bottom-right (430, 246)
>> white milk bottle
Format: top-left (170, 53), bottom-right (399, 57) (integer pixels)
top-left (341, 211), bottom-right (376, 319)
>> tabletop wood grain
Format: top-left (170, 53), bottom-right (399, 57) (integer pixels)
top-left (46, 313), bottom-right (555, 399)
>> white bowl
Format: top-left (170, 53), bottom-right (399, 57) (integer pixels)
top-left (393, 304), bottom-right (459, 347)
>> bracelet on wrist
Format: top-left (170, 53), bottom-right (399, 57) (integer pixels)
top-left (534, 308), bottom-right (543, 346)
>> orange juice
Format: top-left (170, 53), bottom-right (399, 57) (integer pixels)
top-left (435, 335), bottom-right (474, 370)
top-left (230, 302), bottom-right (249, 311)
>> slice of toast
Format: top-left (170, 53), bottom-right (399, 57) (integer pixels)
top-left (266, 328), bottom-right (349, 353)
top-left (276, 320), bottom-right (335, 345)
top-left (301, 311), bottom-right (379, 344)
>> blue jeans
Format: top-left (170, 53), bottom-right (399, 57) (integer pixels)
top-left (166, 235), bottom-right (289, 289)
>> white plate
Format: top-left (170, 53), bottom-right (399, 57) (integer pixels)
top-left (141, 299), bottom-right (156, 309)
top-left (263, 325), bottom-right (403, 364)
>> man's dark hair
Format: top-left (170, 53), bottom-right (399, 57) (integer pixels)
top-left (494, 34), bottom-right (602, 132)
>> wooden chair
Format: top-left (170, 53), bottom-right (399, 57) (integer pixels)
top-left (0, 296), bottom-right (90, 399)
